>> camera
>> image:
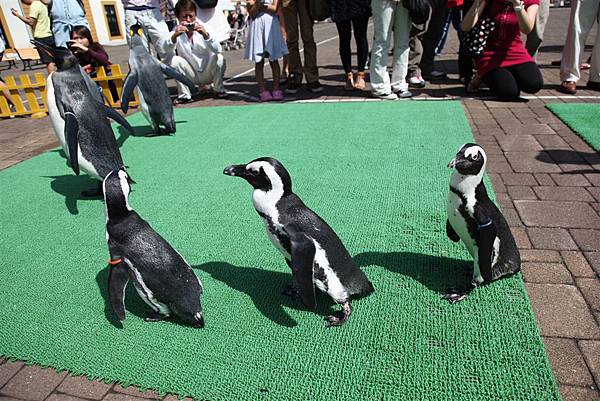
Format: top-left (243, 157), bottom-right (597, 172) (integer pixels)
top-left (186, 23), bottom-right (195, 31)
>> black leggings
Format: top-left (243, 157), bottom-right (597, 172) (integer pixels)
top-left (335, 15), bottom-right (369, 74)
top-left (482, 62), bottom-right (543, 100)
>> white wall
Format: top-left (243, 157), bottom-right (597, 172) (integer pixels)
top-left (89, 0), bottom-right (126, 46)
top-left (1, 0), bottom-right (35, 48)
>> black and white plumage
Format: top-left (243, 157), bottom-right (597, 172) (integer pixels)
top-left (103, 169), bottom-right (204, 327)
top-left (34, 40), bottom-right (132, 196)
top-left (224, 157), bottom-right (374, 327)
top-left (445, 143), bottom-right (520, 303)
top-left (121, 24), bottom-right (197, 136)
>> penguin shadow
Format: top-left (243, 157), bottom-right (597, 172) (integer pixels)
top-left (353, 251), bottom-right (471, 294)
top-left (116, 120), bottom-right (189, 142)
top-left (44, 174), bottom-right (102, 215)
top-left (194, 262), bottom-right (337, 327)
top-left (96, 266), bottom-right (158, 329)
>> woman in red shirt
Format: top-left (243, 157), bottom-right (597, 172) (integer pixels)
top-left (463, 0), bottom-right (542, 100)
top-left (69, 25), bottom-right (111, 76)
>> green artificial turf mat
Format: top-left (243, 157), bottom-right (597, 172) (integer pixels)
top-left (547, 103), bottom-right (600, 152)
top-left (0, 102), bottom-right (560, 400)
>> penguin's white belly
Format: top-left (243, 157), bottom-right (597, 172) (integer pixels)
top-left (136, 88), bottom-right (152, 126)
top-left (46, 76), bottom-right (67, 150)
top-left (264, 222), bottom-right (291, 259)
top-left (312, 239), bottom-right (348, 303)
top-left (124, 259), bottom-right (171, 316)
top-left (77, 150), bottom-right (101, 180)
top-left (447, 193), bottom-right (477, 257)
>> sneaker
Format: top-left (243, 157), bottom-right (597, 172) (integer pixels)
top-left (260, 90), bottom-right (273, 102)
top-left (272, 89), bottom-right (284, 100)
top-left (307, 81), bottom-right (323, 93)
top-left (285, 73), bottom-right (300, 94)
top-left (373, 92), bottom-right (398, 100)
top-left (424, 70), bottom-right (447, 80)
top-left (586, 81), bottom-right (600, 91)
top-left (215, 91), bottom-right (228, 99)
top-left (558, 81), bottom-right (577, 95)
top-left (408, 75), bottom-right (426, 88)
top-left (8, 104), bottom-right (16, 118)
top-left (394, 89), bottom-right (413, 98)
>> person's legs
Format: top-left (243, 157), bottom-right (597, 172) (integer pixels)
top-left (256, 60), bottom-right (266, 92)
top-left (589, 27), bottom-right (600, 85)
top-left (270, 59), bottom-right (281, 91)
top-left (194, 53), bottom-right (227, 94)
top-left (370, 0), bottom-right (394, 95)
top-left (420, 0), bottom-right (447, 77)
top-left (335, 20), bottom-right (353, 73)
top-left (435, 11), bottom-right (451, 55)
top-left (0, 79), bottom-right (15, 107)
top-left (559, 0), bottom-right (599, 83)
top-left (140, 9), bottom-right (173, 60)
top-left (390, 2), bottom-right (411, 94)
top-left (508, 62), bottom-right (544, 94)
top-left (283, 0), bottom-right (302, 81)
top-left (525, 0), bottom-right (550, 58)
top-left (297, 0), bottom-right (318, 83)
top-left (408, 22), bottom-right (426, 83)
top-left (482, 67), bottom-right (520, 100)
top-left (352, 14), bottom-right (369, 72)
top-left (170, 55), bottom-right (198, 100)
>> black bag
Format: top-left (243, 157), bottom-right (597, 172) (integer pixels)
top-left (402, 0), bottom-right (431, 25)
top-left (193, 0), bottom-right (218, 9)
top-left (308, 0), bottom-right (331, 21)
top-left (462, 12), bottom-right (496, 58)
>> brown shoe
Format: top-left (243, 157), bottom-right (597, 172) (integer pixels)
top-left (344, 72), bottom-right (355, 91)
top-left (558, 81), bottom-right (577, 94)
top-left (354, 71), bottom-right (366, 91)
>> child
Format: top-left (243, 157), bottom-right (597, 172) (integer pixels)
top-left (11, 0), bottom-right (56, 73)
top-left (244, 0), bottom-right (288, 101)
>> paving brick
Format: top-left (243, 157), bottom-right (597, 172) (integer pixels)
top-left (570, 229), bottom-right (600, 252)
top-left (486, 155), bottom-right (513, 173)
top-left (496, 135), bottom-right (542, 152)
top-left (506, 152), bottom-right (564, 173)
top-left (578, 340), bottom-right (600, 388)
top-left (56, 375), bottom-right (112, 400)
top-left (521, 262), bottom-right (573, 284)
top-left (585, 173), bottom-right (600, 187)
top-left (534, 135), bottom-right (570, 149)
top-left (511, 227), bottom-right (531, 249)
top-left (562, 251), bottom-right (598, 278)
top-left (0, 362), bottom-right (24, 388)
top-left (514, 123), bottom-right (556, 135)
top-left (558, 385), bottom-right (600, 401)
top-left (507, 186), bottom-right (537, 200)
top-left (515, 200), bottom-right (600, 228)
top-left (0, 366), bottom-right (67, 401)
top-left (543, 337), bottom-right (595, 387)
top-left (527, 227), bottom-right (578, 250)
top-left (533, 186), bottom-right (595, 202)
top-left (586, 252), bottom-right (600, 276)
top-left (524, 283), bottom-right (600, 339)
top-left (592, 203), bottom-right (600, 214)
top-left (501, 208), bottom-right (523, 227)
top-left (113, 385), bottom-right (161, 399)
top-left (576, 278), bottom-right (600, 312)
top-left (588, 187), bottom-right (600, 202)
top-left (500, 173), bottom-right (537, 186)
top-left (46, 395), bottom-right (89, 401)
top-left (534, 173), bottom-right (555, 186)
top-left (487, 173), bottom-right (506, 193)
top-left (101, 394), bottom-right (148, 401)
top-left (521, 249), bottom-right (561, 263)
top-left (551, 174), bottom-right (591, 187)
top-left (495, 192), bottom-right (514, 210)
top-left (0, 396), bottom-right (27, 401)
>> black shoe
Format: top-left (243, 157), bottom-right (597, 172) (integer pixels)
top-left (423, 70), bottom-right (447, 81)
top-left (307, 81), bottom-right (323, 93)
top-left (394, 89), bottom-right (413, 98)
top-left (285, 73), bottom-right (300, 94)
top-left (586, 81), bottom-right (600, 91)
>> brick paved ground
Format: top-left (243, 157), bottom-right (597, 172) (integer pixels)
top-left (1, 7), bottom-right (599, 401)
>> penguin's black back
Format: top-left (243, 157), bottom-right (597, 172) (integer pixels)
top-left (107, 212), bottom-right (201, 314)
top-left (474, 183), bottom-right (521, 279)
top-left (53, 70), bottom-right (124, 177)
top-left (277, 194), bottom-right (374, 297)
top-left (132, 51), bottom-right (173, 126)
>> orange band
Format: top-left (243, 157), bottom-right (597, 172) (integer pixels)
top-left (108, 258), bottom-right (123, 265)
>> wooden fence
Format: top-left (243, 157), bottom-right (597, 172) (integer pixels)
top-left (0, 64), bottom-right (138, 119)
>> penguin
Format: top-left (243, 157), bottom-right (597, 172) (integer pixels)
top-left (103, 168), bottom-right (205, 327)
top-left (120, 24), bottom-right (198, 136)
top-left (224, 157), bottom-right (374, 327)
top-left (33, 39), bottom-right (133, 196)
top-left (445, 143), bottom-right (521, 303)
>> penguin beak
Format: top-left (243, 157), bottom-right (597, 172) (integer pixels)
top-left (447, 158), bottom-right (457, 169)
top-left (194, 314), bottom-right (205, 328)
top-left (223, 164), bottom-right (247, 178)
top-left (30, 39), bottom-right (55, 58)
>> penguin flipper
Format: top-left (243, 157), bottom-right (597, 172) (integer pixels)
top-left (108, 261), bottom-right (130, 322)
top-left (287, 227), bottom-right (317, 310)
top-left (104, 106), bottom-right (134, 133)
top-left (64, 111), bottom-right (80, 175)
top-left (474, 207), bottom-right (497, 283)
top-left (121, 71), bottom-right (138, 114)
top-left (159, 63), bottom-right (199, 97)
top-left (446, 219), bottom-right (460, 242)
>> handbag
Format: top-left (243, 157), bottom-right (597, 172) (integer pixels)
top-left (462, 9), bottom-right (496, 58)
top-left (402, 0), bottom-right (431, 25)
top-left (192, 0), bottom-right (218, 9)
top-left (308, 0), bottom-right (331, 21)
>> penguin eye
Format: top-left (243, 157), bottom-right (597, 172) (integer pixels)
top-left (472, 153), bottom-right (479, 160)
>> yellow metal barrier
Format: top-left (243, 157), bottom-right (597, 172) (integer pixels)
top-left (0, 64), bottom-right (139, 119)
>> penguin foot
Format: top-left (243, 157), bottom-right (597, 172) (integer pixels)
top-left (325, 302), bottom-right (352, 327)
top-left (144, 312), bottom-right (166, 322)
top-left (443, 288), bottom-right (473, 304)
top-left (81, 183), bottom-right (103, 198)
top-left (281, 283), bottom-right (299, 298)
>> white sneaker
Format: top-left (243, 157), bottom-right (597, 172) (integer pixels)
top-left (409, 75), bottom-right (426, 88)
top-left (373, 92), bottom-right (398, 100)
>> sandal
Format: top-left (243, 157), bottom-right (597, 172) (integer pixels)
top-left (354, 72), bottom-right (366, 91)
top-left (558, 81), bottom-right (577, 94)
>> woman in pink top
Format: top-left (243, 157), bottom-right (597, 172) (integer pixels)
top-left (463, 0), bottom-right (543, 100)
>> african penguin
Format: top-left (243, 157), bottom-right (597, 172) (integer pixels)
top-left (35, 39), bottom-right (133, 197)
top-left (224, 157), bottom-right (374, 327)
top-left (121, 24), bottom-right (198, 136)
top-left (445, 143), bottom-right (520, 303)
top-left (103, 168), bottom-right (204, 327)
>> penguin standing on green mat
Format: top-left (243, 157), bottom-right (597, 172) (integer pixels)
top-left (224, 157), bottom-right (374, 327)
top-left (445, 143), bottom-right (521, 303)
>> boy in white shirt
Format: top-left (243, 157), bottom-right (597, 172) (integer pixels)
top-left (166, 0), bottom-right (227, 102)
